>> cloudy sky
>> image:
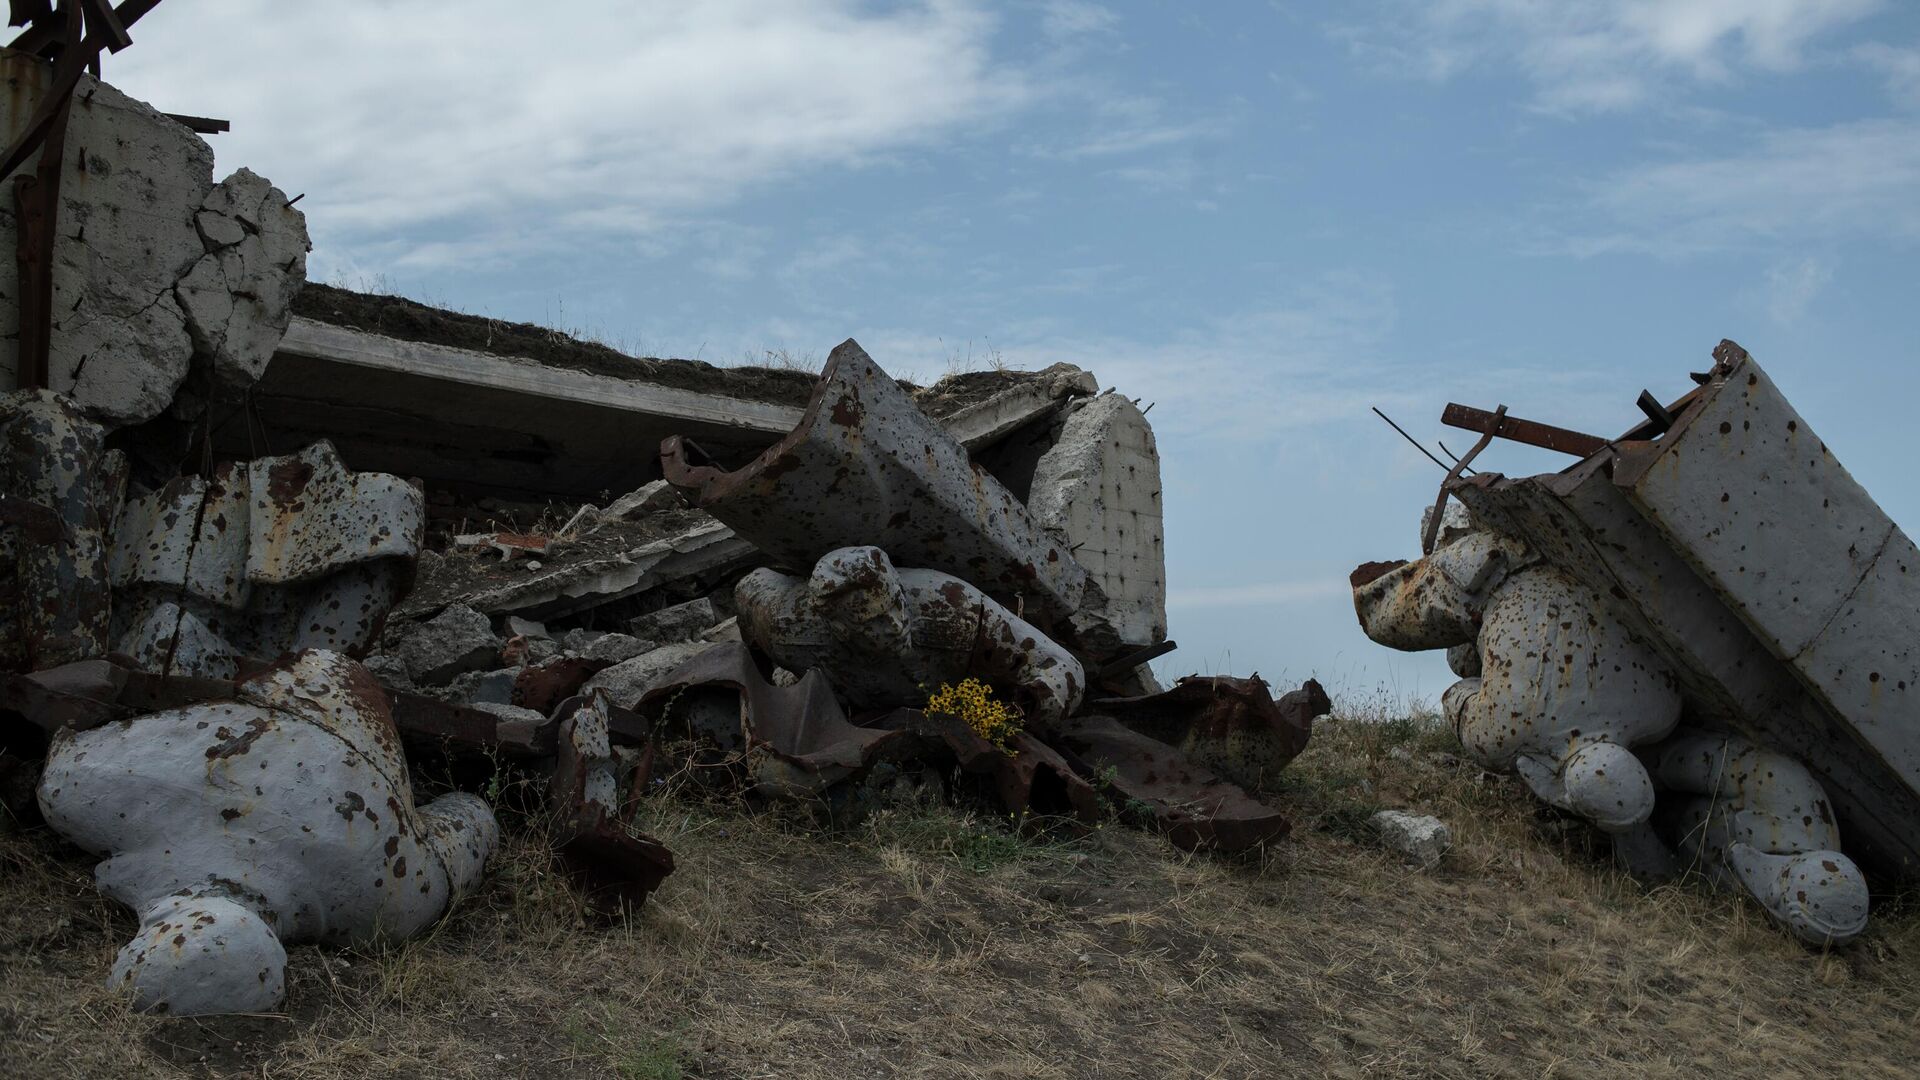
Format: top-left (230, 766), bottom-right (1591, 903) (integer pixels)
top-left (107, 1), bottom-right (1920, 708)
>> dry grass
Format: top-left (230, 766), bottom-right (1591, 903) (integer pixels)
top-left (4, 711), bottom-right (1917, 1079)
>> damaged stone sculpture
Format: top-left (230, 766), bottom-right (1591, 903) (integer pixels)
top-left (36, 651), bottom-right (498, 1015)
top-left (735, 545), bottom-right (1086, 728)
top-left (1351, 505), bottom-right (1683, 858)
top-left (1642, 731), bottom-right (1869, 945)
top-left (109, 440), bottom-right (426, 678)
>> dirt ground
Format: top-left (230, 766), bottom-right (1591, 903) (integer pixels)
top-left (3, 712), bottom-right (1915, 1080)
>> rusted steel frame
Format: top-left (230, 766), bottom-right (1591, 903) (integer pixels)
top-left (1441, 403), bottom-right (1608, 461)
top-left (1423, 405), bottom-right (1504, 555)
top-left (5, 0), bottom-right (151, 57)
top-left (661, 339), bottom-right (1088, 624)
top-left (11, 1), bottom-right (78, 389)
top-left (1097, 639), bottom-right (1176, 678)
top-left (0, 0), bottom-right (161, 184)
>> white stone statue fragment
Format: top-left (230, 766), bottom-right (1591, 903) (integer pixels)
top-left (36, 650), bottom-right (497, 1015)
top-left (1643, 730), bottom-right (1869, 945)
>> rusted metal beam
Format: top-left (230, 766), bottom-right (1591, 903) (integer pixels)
top-left (0, 0), bottom-right (163, 184)
top-left (162, 111), bottom-right (228, 134)
top-left (1441, 403), bottom-right (1609, 460)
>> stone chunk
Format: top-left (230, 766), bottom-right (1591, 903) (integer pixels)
top-left (395, 605), bottom-right (501, 686)
top-left (576, 632), bottom-right (653, 664)
top-left (629, 597), bottom-right (720, 643)
top-left (1371, 810), bottom-right (1452, 869)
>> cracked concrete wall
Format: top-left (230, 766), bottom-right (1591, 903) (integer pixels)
top-left (0, 50), bottom-right (308, 426)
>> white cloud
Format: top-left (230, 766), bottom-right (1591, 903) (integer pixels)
top-left (1857, 42), bottom-right (1920, 106)
top-left (1764, 257), bottom-right (1836, 322)
top-left (1559, 119), bottom-right (1920, 255)
top-left (1040, 0), bottom-right (1119, 42)
top-left (102, 1), bottom-right (1025, 261)
top-left (1341, 0), bottom-right (1883, 112)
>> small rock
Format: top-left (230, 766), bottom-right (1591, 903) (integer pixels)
top-left (392, 605), bottom-right (501, 686)
top-left (700, 617), bottom-right (742, 643)
top-left (560, 628), bottom-right (606, 652)
top-left (470, 702), bottom-right (548, 746)
top-left (629, 597), bottom-right (719, 643)
top-left (1371, 810), bottom-right (1452, 870)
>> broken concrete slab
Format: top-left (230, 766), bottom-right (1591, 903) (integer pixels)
top-left (603, 480), bottom-right (683, 521)
top-left (663, 340), bottom-right (1089, 626)
top-left (736, 546), bottom-right (1085, 729)
top-left (581, 641), bottom-right (719, 710)
top-left (36, 650), bottom-right (497, 1015)
top-left (1028, 393), bottom-right (1167, 654)
top-left (628, 597), bottom-right (719, 643)
top-left (0, 53), bottom-right (308, 426)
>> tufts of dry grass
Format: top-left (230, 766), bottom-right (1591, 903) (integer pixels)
top-left (3, 709), bottom-right (1917, 1079)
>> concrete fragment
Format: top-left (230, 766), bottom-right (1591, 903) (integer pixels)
top-left (629, 597), bottom-right (719, 643)
top-left (36, 651), bottom-right (497, 1015)
top-left (662, 340), bottom-right (1088, 625)
top-left (581, 641), bottom-right (719, 709)
top-left (395, 605), bottom-right (500, 686)
top-left (603, 479), bottom-right (682, 520)
top-left (1372, 810), bottom-right (1452, 869)
top-left (700, 616), bottom-right (742, 643)
top-left (507, 616), bottom-right (550, 640)
top-left (0, 56), bottom-right (307, 425)
top-left (736, 546), bottom-right (1085, 729)
top-left (1027, 394), bottom-right (1167, 653)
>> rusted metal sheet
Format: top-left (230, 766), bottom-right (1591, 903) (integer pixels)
top-left (661, 339), bottom-right (1088, 624)
top-left (1086, 674), bottom-right (1328, 793)
top-left (1, 389), bottom-right (118, 671)
top-left (1055, 715), bottom-right (1290, 853)
top-left (877, 707), bottom-right (1102, 826)
top-left (636, 641), bottom-right (915, 798)
top-left (735, 545), bottom-right (1085, 729)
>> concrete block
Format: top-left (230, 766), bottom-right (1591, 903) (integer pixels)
top-left (1027, 394), bottom-right (1166, 652)
top-left (0, 57), bottom-right (306, 425)
top-left (581, 641), bottom-right (718, 709)
top-left (603, 479), bottom-right (683, 520)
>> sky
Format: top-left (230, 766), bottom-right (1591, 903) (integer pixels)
top-left (105, 1), bottom-right (1920, 710)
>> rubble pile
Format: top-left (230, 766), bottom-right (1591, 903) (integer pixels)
top-left (0, 55), bottom-right (1332, 1018)
top-left (1353, 341), bottom-right (1915, 946)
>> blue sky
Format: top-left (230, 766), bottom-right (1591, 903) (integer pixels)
top-left (109, 1), bottom-right (1920, 708)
